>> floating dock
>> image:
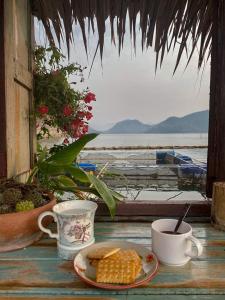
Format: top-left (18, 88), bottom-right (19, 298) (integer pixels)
top-left (80, 148), bottom-right (207, 192)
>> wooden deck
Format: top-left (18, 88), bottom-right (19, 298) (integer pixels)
top-left (0, 222), bottom-right (225, 299)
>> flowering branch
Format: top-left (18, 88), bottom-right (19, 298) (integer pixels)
top-left (34, 46), bottom-right (96, 141)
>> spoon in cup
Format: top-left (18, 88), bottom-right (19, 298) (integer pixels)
top-left (174, 203), bottom-right (192, 233)
top-left (162, 203), bottom-right (191, 235)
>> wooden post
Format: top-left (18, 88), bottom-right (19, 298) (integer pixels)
top-left (0, 0), bottom-right (35, 181)
top-left (206, 0), bottom-right (225, 197)
top-left (0, 0), bottom-right (7, 177)
top-left (211, 182), bottom-right (225, 230)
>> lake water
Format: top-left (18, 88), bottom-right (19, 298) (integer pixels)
top-left (84, 133), bottom-right (208, 163)
top-left (86, 133), bottom-right (208, 148)
top-left (42, 133), bottom-right (208, 163)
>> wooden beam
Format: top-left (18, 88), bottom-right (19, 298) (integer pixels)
top-left (207, 0), bottom-right (225, 197)
top-left (0, 0), bottom-right (7, 178)
top-left (96, 201), bottom-right (211, 217)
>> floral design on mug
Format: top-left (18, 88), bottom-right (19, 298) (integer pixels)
top-left (67, 222), bottom-right (91, 243)
top-left (62, 218), bottom-right (92, 244)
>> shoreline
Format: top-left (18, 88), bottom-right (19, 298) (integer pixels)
top-left (84, 145), bottom-right (208, 151)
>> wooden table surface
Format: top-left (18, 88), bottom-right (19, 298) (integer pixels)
top-left (0, 222), bottom-right (225, 300)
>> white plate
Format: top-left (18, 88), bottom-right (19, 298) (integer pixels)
top-left (74, 241), bottom-right (158, 290)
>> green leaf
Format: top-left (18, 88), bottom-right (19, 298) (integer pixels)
top-left (55, 185), bottom-right (99, 195)
top-left (27, 166), bottom-right (39, 184)
top-left (46, 133), bottom-right (98, 165)
top-left (38, 162), bottom-right (68, 175)
top-left (109, 189), bottom-right (124, 202)
top-left (37, 161), bottom-right (91, 183)
top-left (86, 173), bottom-right (116, 218)
top-left (37, 143), bottom-right (42, 152)
top-left (65, 166), bottom-right (89, 183)
top-left (56, 175), bottom-right (77, 187)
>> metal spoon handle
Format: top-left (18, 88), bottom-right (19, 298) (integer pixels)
top-left (174, 203), bottom-right (191, 233)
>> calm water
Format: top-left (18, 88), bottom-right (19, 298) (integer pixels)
top-left (42, 133), bottom-right (208, 162)
top-left (87, 133), bottom-right (208, 147)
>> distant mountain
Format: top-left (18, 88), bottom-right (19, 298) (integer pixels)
top-left (105, 119), bottom-right (151, 134)
top-left (147, 110), bottom-right (209, 133)
top-left (104, 110), bottom-right (209, 134)
top-left (88, 127), bottom-right (100, 134)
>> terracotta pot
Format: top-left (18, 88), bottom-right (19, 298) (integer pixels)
top-left (0, 194), bottom-right (56, 252)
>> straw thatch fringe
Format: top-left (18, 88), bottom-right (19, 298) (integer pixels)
top-left (31, 0), bottom-right (213, 71)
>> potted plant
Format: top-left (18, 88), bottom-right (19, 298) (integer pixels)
top-left (0, 179), bottom-right (56, 252)
top-left (0, 134), bottom-right (121, 253)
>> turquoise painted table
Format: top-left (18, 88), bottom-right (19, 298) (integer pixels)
top-left (0, 222), bottom-right (225, 300)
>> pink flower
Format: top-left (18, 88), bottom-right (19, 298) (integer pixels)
top-left (71, 119), bottom-right (83, 130)
top-left (63, 105), bottom-right (73, 116)
top-left (83, 92), bottom-right (96, 103)
top-left (82, 124), bottom-right (89, 134)
top-left (72, 129), bottom-right (83, 139)
top-left (77, 111), bottom-right (86, 118)
top-left (63, 124), bottom-right (69, 132)
top-left (85, 111), bottom-right (93, 121)
top-left (38, 105), bottom-right (49, 115)
top-left (63, 138), bottom-right (69, 144)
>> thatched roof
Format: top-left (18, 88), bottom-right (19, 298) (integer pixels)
top-left (31, 0), bottom-right (213, 71)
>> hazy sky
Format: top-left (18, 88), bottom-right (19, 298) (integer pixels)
top-left (36, 19), bottom-right (210, 131)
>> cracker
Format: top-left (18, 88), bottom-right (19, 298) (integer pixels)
top-left (87, 247), bottom-right (120, 260)
top-left (135, 262), bottom-right (142, 278)
top-left (96, 258), bottom-right (136, 284)
top-left (108, 249), bottom-right (141, 263)
top-left (107, 249), bottom-right (142, 279)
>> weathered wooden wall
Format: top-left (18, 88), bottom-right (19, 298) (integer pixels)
top-left (0, 0), bottom-right (34, 181)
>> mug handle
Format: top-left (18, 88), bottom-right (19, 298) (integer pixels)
top-left (38, 211), bottom-right (59, 239)
top-left (185, 235), bottom-right (203, 258)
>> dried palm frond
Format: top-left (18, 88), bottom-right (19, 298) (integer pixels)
top-left (31, 0), bottom-right (213, 71)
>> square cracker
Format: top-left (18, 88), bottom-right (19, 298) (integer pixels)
top-left (87, 247), bottom-right (120, 260)
top-left (96, 258), bottom-right (136, 284)
top-left (107, 249), bottom-right (142, 278)
top-left (107, 249), bottom-right (141, 263)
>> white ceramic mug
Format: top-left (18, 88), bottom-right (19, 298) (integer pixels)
top-left (151, 219), bottom-right (203, 266)
top-left (38, 200), bottom-right (98, 260)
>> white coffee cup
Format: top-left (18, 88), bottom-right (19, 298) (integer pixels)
top-left (38, 200), bottom-right (98, 260)
top-left (151, 219), bottom-right (203, 266)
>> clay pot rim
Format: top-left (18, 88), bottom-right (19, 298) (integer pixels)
top-left (0, 193), bottom-right (56, 217)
